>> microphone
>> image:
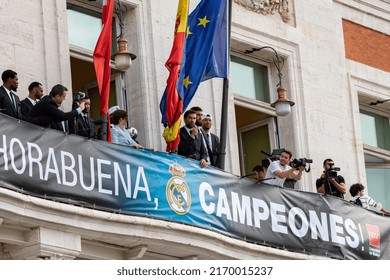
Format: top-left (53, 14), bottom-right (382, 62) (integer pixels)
top-left (258, 177), bottom-right (276, 182)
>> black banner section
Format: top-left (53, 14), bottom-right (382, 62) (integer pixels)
top-left (0, 113), bottom-right (389, 259)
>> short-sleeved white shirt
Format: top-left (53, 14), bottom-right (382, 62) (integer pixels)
top-left (265, 160), bottom-right (292, 187)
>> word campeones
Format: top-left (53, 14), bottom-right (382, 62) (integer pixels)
top-left (0, 135), bottom-right (151, 201)
top-left (199, 182), bottom-right (364, 249)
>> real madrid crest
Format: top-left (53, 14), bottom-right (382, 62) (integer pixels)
top-left (166, 162), bottom-right (191, 215)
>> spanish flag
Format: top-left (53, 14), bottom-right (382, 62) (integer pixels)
top-left (160, 0), bottom-right (190, 152)
top-left (93, 0), bottom-right (114, 142)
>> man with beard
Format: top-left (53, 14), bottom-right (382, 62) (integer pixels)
top-left (20, 81), bottom-right (44, 117)
top-left (316, 158), bottom-right (346, 198)
top-left (190, 106), bottom-right (203, 127)
top-left (26, 84), bottom-right (85, 132)
top-left (264, 149), bottom-right (305, 187)
top-left (0, 69), bottom-right (21, 119)
top-left (178, 109), bottom-right (207, 168)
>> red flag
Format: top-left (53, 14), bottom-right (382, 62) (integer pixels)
top-left (93, 0), bottom-right (114, 142)
top-left (162, 0), bottom-right (190, 151)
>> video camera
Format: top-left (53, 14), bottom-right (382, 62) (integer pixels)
top-left (261, 149), bottom-right (285, 162)
top-left (324, 163), bottom-right (340, 179)
top-left (289, 157), bottom-right (313, 172)
top-left (74, 91), bottom-right (87, 101)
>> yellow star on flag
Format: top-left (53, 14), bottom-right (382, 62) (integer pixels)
top-left (183, 76), bottom-right (193, 89)
top-left (197, 16), bottom-right (210, 28)
top-left (186, 26), bottom-right (193, 38)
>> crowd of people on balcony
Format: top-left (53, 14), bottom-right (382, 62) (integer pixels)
top-left (1, 69), bottom-right (388, 215)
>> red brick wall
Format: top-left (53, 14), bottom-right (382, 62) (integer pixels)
top-left (342, 19), bottom-right (390, 72)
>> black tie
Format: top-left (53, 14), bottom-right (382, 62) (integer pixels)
top-left (9, 92), bottom-right (15, 109)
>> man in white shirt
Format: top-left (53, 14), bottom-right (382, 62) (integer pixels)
top-left (349, 183), bottom-right (390, 214)
top-left (264, 150), bottom-right (304, 187)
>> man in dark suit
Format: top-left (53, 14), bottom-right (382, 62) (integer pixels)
top-left (69, 92), bottom-right (96, 138)
top-left (200, 113), bottom-right (220, 167)
top-left (178, 109), bottom-right (207, 168)
top-left (20, 81), bottom-right (44, 117)
top-left (26, 84), bottom-right (85, 132)
top-left (0, 69), bottom-right (21, 119)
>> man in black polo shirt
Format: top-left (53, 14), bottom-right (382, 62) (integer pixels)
top-left (316, 158), bottom-right (346, 198)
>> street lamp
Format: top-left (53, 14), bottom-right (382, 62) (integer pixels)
top-left (113, 0), bottom-right (136, 71)
top-left (244, 46), bottom-right (295, 149)
top-left (244, 46), bottom-right (295, 116)
top-left (271, 86), bottom-right (295, 116)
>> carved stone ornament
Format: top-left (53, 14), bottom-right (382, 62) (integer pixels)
top-left (234, 0), bottom-right (290, 23)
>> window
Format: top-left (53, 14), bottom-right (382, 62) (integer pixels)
top-left (67, 2), bottom-right (122, 130)
top-left (231, 56), bottom-right (270, 103)
top-left (360, 110), bottom-right (390, 150)
top-left (67, 4), bottom-right (117, 53)
top-left (360, 109), bottom-right (390, 209)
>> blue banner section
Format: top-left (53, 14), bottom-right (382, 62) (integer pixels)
top-left (1, 113), bottom-right (390, 259)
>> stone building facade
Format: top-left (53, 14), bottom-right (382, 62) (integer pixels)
top-left (0, 0), bottom-right (389, 259)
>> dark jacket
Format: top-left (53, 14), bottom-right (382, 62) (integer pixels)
top-left (20, 98), bottom-right (34, 117)
top-left (26, 95), bottom-right (79, 128)
top-left (69, 114), bottom-right (96, 138)
top-left (0, 86), bottom-right (21, 119)
top-left (178, 127), bottom-right (207, 161)
top-left (201, 130), bottom-right (220, 167)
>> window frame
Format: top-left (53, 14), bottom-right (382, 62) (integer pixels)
top-left (67, 2), bottom-right (118, 61)
top-left (359, 104), bottom-right (390, 155)
top-left (358, 99), bottom-right (390, 208)
top-left (230, 53), bottom-right (273, 104)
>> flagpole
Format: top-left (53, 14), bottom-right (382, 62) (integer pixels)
top-left (217, 0), bottom-right (232, 170)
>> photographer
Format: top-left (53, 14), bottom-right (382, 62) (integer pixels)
top-left (316, 158), bottom-right (346, 198)
top-left (264, 150), bottom-right (305, 187)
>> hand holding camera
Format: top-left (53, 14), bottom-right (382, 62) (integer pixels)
top-left (290, 157), bottom-right (312, 172)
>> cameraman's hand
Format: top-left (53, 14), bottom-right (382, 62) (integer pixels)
top-left (298, 166), bottom-right (305, 172)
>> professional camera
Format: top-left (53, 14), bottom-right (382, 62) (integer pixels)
top-left (324, 164), bottom-right (340, 179)
top-left (289, 158), bottom-right (313, 172)
top-left (74, 91), bottom-right (86, 101)
top-left (72, 92), bottom-right (89, 110)
top-left (261, 149), bottom-right (285, 162)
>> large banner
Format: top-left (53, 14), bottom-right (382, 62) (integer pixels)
top-left (1, 114), bottom-right (389, 259)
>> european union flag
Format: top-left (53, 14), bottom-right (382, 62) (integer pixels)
top-left (160, 0), bottom-right (228, 126)
top-left (179, 0), bottom-right (228, 111)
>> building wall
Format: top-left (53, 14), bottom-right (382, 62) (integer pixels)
top-left (343, 19), bottom-right (390, 72)
top-left (0, 0), bottom-right (389, 259)
top-left (0, 0), bottom-right (73, 110)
